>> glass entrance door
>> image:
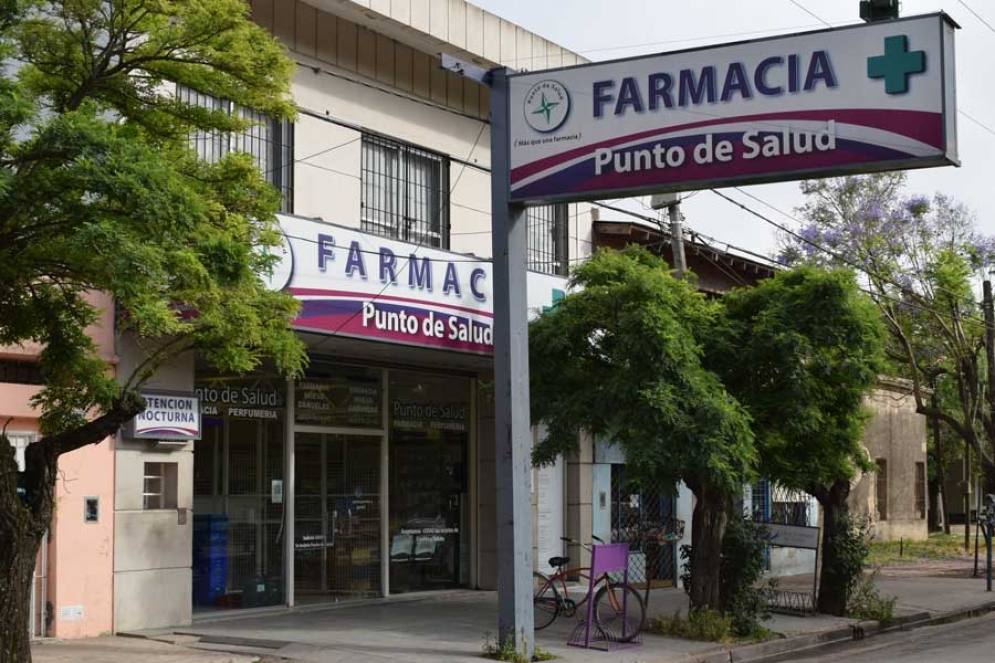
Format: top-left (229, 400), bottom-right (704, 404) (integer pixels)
top-left (388, 429), bottom-right (467, 593)
top-left (294, 432), bottom-right (381, 602)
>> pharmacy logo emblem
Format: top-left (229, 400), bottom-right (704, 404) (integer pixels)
top-left (524, 80), bottom-right (571, 133)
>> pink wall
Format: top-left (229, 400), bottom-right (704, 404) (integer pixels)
top-left (49, 439), bottom-right (116, 638)
top-left (1, 290), bottom-right (118, 638)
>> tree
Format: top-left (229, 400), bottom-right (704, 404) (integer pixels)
top-left (710, 267), bottom-right (886, 616)
top-left (780, 174), bottom-right (994, 502)
top-left (0, 2), bottom-right (305, 659)
top-left (529, 246), bottom-right (755, 610)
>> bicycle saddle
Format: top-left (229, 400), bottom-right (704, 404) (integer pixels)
top-left (548, 556), bottom-right (570, 569)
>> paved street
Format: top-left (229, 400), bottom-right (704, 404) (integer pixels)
top-left (790, 612), bottom-right (995, 662)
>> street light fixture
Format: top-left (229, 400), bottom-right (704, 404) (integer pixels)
top-left (860, 0), bottom-right (900, 22)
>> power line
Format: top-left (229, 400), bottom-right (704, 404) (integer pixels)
top-left (310, 113), bottom-right (493, 350)
top-left (711, 188), bottom-right (984, 319)
top-left (782, 0), bottom-right (995, 137)
top-left (280, 232), bottom-right (487, 263)
top-left (786, 0), bottom-right (834, 28)
top-left (508, 23), bottom-right (826, 65)
top-left (959, 109), bottom-right (995, 138)
top-left (958, 0), bottom-right (995, 36)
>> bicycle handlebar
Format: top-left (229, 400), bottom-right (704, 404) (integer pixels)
top-left (560, 536), bottom-right (604, 549)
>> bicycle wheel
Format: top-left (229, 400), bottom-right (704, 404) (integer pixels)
top-left (533, 572), bottom-right (560, 630)
top-left (593, 583), bottom-right (645, 642)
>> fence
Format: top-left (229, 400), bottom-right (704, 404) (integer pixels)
top-left (608, 466), bottom-right (678, 594)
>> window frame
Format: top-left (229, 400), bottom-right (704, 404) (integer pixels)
top-left (176, 85), bottom-right (294, 213)
top-left (143, 461), bottom-right (178, 510)
top-left (360, 133), bottom-right (450, 249)
top-left (526, 203), bottom-right (570, 276)
top-left (915, 461), bottom-right (927, 520)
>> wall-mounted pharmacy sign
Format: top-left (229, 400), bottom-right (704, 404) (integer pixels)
top-left (508, 13), bottom-right (958, 202)
top-left (125, 391), bottom-right (201, 440)
top-left (266, 215), bottom-right (568, 355)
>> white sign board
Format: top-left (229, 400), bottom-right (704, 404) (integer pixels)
top-left (508, 13), bottom-right (958, 202)
top-left (126, 391), bottom-right (201, 440)
top-left (764, 523), bottom-right (821, 550)
top-left (266, 215), bottom-right (569, 354)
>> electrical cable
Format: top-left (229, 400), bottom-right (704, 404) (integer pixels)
top-left (508, 23), bottom-right (828, 65)
top-left (309, 118), bottom-right (491, 350)
top-left (958, 0), bottom-right (995, 36)
top-left (784, 0), bottom-right (995, 138)
top-left (786, 0), bottom-right (834, 27)
top-left (711, 188), bottom-right (986, 324)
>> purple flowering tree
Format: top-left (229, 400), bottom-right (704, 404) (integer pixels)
top-left (781, 173), bottom-right (994, 523)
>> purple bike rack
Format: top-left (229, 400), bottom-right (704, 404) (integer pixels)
top-left (568, 543), bottom-right (642, 651)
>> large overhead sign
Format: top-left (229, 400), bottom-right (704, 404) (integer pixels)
top-left (508, 13), bottom-right (958, 203)
top-left (266, 215), bottom-right (568, 355)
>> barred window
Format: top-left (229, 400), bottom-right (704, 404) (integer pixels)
top-left (361, 134), bottom-right (449, 249)
top-left (527, 204), bottom-right (569, 275)
top-left (0, 359), bottom-right (44, 385)
top-left (176, 86), bottom-right (294, 213)
top-left (144, 462), bottom-right (178, 510)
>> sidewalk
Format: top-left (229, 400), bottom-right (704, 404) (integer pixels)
top-left (32, 563), bottom-right (995, 663)
top-left (31, 635), bottom-right (261, 663)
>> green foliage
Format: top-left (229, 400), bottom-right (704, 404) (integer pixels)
top-left (0, 0), bottom-right (305, 435)
top-left (679, 544), bottom-right (692, 597)
top-left (831, 513), bottom-right (874, 612)
top-left (529, 246), bottom-right (755, 495)
top-left (680, 517), bottom-right (771, 637)
top-left (720, 516), bottom-right (772, 636)
top-left (711, 267), bottom-right (886, 494)
top-left (847, 570), bottom-right (897, 624)
top-left (649, 608), bottom-right (774, 644)
top-left (481, 635), bottom-right (556, 662)
top-left (784, 173), bottom-right (995, 482)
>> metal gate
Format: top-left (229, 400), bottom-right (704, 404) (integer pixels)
top-left (751, 481), bottom-right (819, 615)
top-left (29, 532), bottom-right (48, 639)
top-left (609, 465), bottom-right (677, 589)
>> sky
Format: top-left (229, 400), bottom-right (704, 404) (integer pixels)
top-left (471, 0), bottom-right (995, 262)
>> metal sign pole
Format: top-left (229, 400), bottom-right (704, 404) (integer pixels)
top-left (490, 66), bottom-right (536, 657)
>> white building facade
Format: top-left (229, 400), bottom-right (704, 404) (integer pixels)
top-left (110, 0), bottom-right (600, 632)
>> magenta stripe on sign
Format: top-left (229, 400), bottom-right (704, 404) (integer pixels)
top-left (510, 109), bottom-right (943, 184)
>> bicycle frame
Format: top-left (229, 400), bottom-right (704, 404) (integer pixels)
top-left (542, 566), bottom-right (626, 612)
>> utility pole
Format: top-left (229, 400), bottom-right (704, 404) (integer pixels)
top-left (669, 201), bottom-right (687, 278)
top-left (488, 66), bottom-right (536, 659)
top-left (650, 193), bottom-right (686, 277)
top-left (443, 53), bottom-right (535, 658)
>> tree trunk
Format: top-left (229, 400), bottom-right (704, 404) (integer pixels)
top-left (1, 439), bottom-right (54, 663)
top-left (928, 476), bottom-right (940, 533)
top-left (1, 394), bottom-right (143, 662)
top-left (687, 476), bottom-right (730, 610)
top-left (815, 479), bottom-right (852, 616)
top-left (0, 524), bottom-right (45, 663)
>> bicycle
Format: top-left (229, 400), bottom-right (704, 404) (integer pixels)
top-left (532, 536), bottom-right (646, 641)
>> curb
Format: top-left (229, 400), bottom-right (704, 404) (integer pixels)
top-left (665, 602), bottom-right (995, 663)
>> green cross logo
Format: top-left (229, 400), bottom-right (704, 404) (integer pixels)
top-left (867, 35), bottom-right (926, 95)
top-left (541, 288), bottom-right (565, 314)
top-left (532, 93), bottom-right (561, 125)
